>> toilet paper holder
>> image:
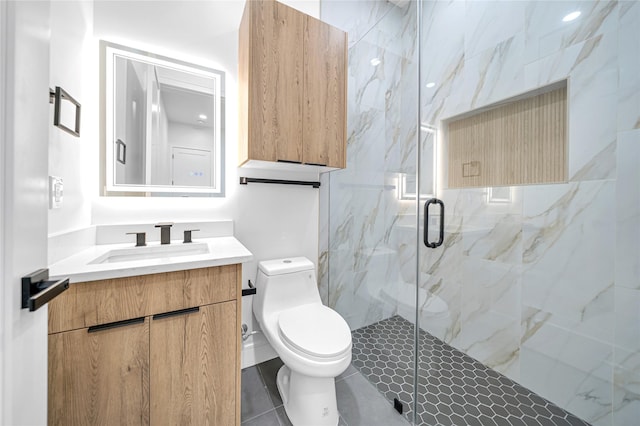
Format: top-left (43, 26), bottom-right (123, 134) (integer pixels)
top-left (242, 280), bottom-right (257, 297)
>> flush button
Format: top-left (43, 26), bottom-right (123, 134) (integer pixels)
top-left (283, 260), bottom-right (292, 263)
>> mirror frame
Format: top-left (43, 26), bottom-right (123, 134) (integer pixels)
top-left (102, 41), bottom-right (225, 196)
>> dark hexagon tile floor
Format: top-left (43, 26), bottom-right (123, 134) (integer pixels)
top-left (351, 316), bottom-right (592, 426)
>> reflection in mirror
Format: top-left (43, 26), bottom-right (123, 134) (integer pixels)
top-left (103, 41), bottom-right (225, 195)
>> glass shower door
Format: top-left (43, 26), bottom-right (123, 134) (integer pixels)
top-left (415, 2), bottom-right (639, 425)
top-left (321, 0), bottom-right (421, 424)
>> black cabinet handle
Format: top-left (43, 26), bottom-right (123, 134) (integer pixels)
top-left (152, 306), bottom-right (200, 320)
top-left (88, 316), bottom-right (145, 333)
top-left (424, 198), bottom-right (445, 248)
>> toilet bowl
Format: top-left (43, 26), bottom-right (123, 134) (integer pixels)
top-left (253, 257), bottom-right (352, 426)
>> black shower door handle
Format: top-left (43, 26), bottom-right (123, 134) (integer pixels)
top-left (424, 198), bottom-right (444, 248)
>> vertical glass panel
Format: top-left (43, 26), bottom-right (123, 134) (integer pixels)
top-left (321, 0), bottom-right (419, 424)
top-left (417, 1), bottom-right (638, 425)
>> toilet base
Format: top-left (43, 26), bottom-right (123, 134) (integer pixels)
top-left (276, 365), bottom-right (339, 426)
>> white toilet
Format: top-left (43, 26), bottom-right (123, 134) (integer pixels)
top-left (253, 257), bottom-right (352, 426)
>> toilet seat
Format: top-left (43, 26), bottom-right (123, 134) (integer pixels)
top-left (278, 304), bottom-right (352, 359)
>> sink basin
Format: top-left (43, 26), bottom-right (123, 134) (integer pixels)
top-left (89, 242), bottom-right (210, 265)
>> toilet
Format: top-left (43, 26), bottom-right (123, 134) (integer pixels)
top-left (253, 257), bottom-right (352, 426)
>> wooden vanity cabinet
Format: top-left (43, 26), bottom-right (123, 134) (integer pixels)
top-left (47, 265), bottom-right (241, 426)
top-left (150, 302), bottom-right (236, 425)
top-left (49, 317), bottom-right (150, 425)
top-left (238, 0), bottom-right (347, 169)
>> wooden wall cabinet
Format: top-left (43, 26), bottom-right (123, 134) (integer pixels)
top-left (238, 0), bottom-right (347, 169)
top-left (48, 265), bottom-right (241, 426)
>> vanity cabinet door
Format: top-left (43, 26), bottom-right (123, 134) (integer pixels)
top-left (48, 318), bottom-right (150, 426)
top-left (150, 301), bottom-right (237, 425)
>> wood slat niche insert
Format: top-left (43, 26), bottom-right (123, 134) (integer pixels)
top-left (446, 83), bottom-right (567, 188)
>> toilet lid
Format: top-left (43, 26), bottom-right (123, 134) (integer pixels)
top-left (278, 304), bottom-right (352, 359)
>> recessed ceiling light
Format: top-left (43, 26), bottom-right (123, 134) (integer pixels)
top-left (562, 11), bottom-right (581, 22)
top-left (198, 114), bottom-right (207, 120)
top-left (426, 82), bottom-right (436, 88)
top-left (370, 58), bottom-right (381, 67)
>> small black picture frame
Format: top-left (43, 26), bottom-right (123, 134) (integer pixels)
top-left (50, 86), bottom-right (81, 137)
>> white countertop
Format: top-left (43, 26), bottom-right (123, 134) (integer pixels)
top-left (49, 236), bottom-right (253, 283)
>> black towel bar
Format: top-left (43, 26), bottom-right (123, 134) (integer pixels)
top-left (239, 177), bottom-right (320, 188)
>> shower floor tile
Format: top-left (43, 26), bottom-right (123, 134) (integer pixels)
top-left (351, 315), bottom-right (592, 426)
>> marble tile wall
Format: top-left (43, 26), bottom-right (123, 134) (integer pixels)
top-left (321, 1), bottom-right (639, 425)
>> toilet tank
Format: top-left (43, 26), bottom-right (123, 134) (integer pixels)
top-left (253, 257), bottom-right (321, 322)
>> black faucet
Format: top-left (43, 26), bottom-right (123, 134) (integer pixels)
top-left (126, 232), bottom-right (146, 247)
top-left (154, 222), bottom-right (173, 244)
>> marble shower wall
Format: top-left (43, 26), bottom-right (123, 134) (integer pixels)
top-left (418, 1), bottom-right (640, 425)
top-left (319, 0), bottom-right (419, 330)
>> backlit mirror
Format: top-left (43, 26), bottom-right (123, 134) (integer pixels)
top-left (103, 41), bottom-right (225, 195)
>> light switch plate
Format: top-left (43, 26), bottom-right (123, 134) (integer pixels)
top-left (49, 176), bottom-right (63, 209)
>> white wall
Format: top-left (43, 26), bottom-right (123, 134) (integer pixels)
top-left (48, 0), bottom-right (96, 236)
top-left (2, 1), bottom-right (51, 423)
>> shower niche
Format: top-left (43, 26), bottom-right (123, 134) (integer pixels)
top-left (445, 80), bottom-right (568, 189)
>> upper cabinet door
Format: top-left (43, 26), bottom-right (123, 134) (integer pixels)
top-left (246, 0), bottom-right (304, 163)
top-left (303, 16), bottom-right (347, 169)
top-left (239, 0), bottom-right (347, 170)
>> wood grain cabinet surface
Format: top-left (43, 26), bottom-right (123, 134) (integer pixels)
top-left (49, 318), bottom-right (150, 426)
top-left (238, 0), bottom-right (347, 169)
top-left (48, 264), bottom-right (242, 426)
top-left (150, 302), bottom-right (236, 425)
